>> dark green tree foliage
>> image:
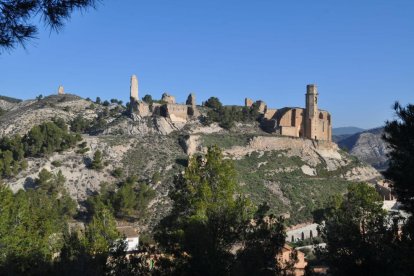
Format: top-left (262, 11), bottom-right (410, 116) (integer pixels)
top-left (55, 201), bottom-right (120, 276)
top-left (0, 120), bottom-right (78, 178)
top-left (0, 134), bottom-right (25, 176)
top-left (56, 231), bottom-right (105, 276)
top-left (91, 149), bottom-right (104, 170)
top-left (88, 176), bottom-right (156, 220)
top-left (0, 175), bottom-right (76, 274)
top-left (113, 180), bottom-right (156, 218)
top-left (319, 183), bottom-right (399, 276)
top-left (84, 202), bottom-right (119, 255)
top-left (23, 121), bottom-right (79, 156)
top-left (142, 94), bottom-right (153, 105)
top-left (204, 97), bottom-right (223, 109)
top-left (233, 203), bottom-right (286, 276)
top-left (382, 102), bottom-right (414, 274)
top-left (156, 146), bottom-right (254, 275)
top-left (0, 0), bottom-right (97, 52)
top-left (204, 97), bottom-right (261, 129)
top-left (383, 102), bottom-right (414, 214)
top-left (70, 115), bottom-right (92, 133)
top-left (112, 167), bottom-right (124, 178)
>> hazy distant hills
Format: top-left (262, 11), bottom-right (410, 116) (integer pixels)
top-left (334, 127), bottom-right (389, 171)
top-left (333, 127), bottom-right (366, 136)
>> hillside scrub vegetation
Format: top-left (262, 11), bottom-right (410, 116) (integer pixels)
top-left (154, 146), bottom-right (287, 275)
top-left (0, 119), bottom-right (80, 178)
top-left (317, 183), bottom-right (398, 275)
top-left (203, 97), bottom-right (261, 129)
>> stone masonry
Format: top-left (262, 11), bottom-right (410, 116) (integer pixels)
top-left (58, 85), bottom-right (64, 95)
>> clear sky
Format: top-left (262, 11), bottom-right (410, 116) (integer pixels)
top-left (0, 0), bottom-right (413, 129)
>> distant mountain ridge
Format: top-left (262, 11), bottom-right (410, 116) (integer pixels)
top-left (337, 127), bottom-right (389, 171)
top-left (333, 126), bottom-right (366, 136)
top-left (0, 95), bottom-right (22, 103)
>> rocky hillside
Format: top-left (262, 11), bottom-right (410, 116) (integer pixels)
top-left (337, 127), bottom-right (389, 171)
top-left (0, 94), bottom-right (382, 229)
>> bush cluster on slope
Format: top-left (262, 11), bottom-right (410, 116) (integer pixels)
top-left (203, 97), bottom-right (261, 129)
top-left (0, 119), bottom-right (80, 178)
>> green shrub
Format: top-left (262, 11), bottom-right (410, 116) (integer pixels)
top-left (91, 150), bottom-right (104, 170)
top-left (112, 168), bottom-right (124, 178)
top-left (203, 97), bottom-right (261, 129)
top-left (70, 115), bottom-right (92, 133)
top-left (51, 160), bottom-right (62, 167)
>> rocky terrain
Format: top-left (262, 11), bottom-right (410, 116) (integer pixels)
top-left (337, 127), bottom-right (389, 171)
top-left (0, 94), bottom-right (382, 228)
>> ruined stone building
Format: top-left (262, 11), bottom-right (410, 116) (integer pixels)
top-left (128, 75), bottom-right (198, 122)
top-left (251, 84), bottom-right (332, 141)
top-left (128, 75), bottom-right (331, 141)
top-left (58, 85), bottom-right (65, 95)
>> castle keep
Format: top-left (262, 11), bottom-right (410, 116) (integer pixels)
top-left (257, 84), bottom-right (332, 141)
top-left (127, 75), bottom-right (331, 141)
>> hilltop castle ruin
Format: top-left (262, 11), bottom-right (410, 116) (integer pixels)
top-left (128, 75), bottom-right (331, 141)
top-left (255, 84), bottom-right (332, 141)
top-left (128, 75), bottom-right (198, 122)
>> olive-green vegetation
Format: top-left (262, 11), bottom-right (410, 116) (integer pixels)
top-left (70, 114), bottom-right (92, 133)
top-left (0, 169), bottom-right (155, 275)
top-left (90, 149), bottom-right (104, 170)
top-left (71, 106), bottom-right (124, 135)
top-left (232, 149), bottom-right (352, 224)
top-left (87, 176), bottom-right (156, 220)
top-left (112, 167), bottom-right (124, 178)
top-left (121, 134), bottom-right (187, 184)
top-left (382, 102), bottom-right (414, 274)
top-left (311, 103), bottom-right (414, 276)
top-left (197, 133), bottom-right (360, 225)
top-left (317, 184), bottom-right (401, 275)
top-left (0, 119), bottom-right (80, 178)
top-left (203, 97), bottom-right (261, 129)
top-left (155, 146), bottom-right (286, 275)
top-left (0, 169), bottom-right (77, 275)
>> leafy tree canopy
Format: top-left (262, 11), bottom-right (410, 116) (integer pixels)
top-left (383, 102), bottom-right (414, 214)
top-left (318, 183), bottom-right (399, 276)
top-left (0, 0), bottom-right (98, 52)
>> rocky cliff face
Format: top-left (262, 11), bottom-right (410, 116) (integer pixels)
top-left (337, 128), bottom-right (389, 171)
top-left (0, 94), bottom-right (383, 227)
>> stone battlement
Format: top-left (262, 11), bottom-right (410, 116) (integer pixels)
top-left (127, 75), bottom-right (331, 141)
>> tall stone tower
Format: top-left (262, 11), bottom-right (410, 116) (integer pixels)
top-left (130, 75), bottom-right (138, 101)
top-left (58, 85), bottom-right (64, 95)
top-left (305, 84), bottom-right (319, 140)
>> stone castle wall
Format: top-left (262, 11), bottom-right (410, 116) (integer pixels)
top-left (127, 76), bottom-right (331, 141)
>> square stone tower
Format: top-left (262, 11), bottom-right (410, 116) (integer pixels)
top-left (305, 84), bottom-right (318, 140)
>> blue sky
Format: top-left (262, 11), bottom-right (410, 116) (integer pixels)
top-left (0, 0), bottom-right (413, 129)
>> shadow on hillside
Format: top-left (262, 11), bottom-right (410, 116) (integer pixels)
top-left (23, 177), bottom-right (36, 190)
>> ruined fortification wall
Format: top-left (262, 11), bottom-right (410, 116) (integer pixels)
top-left (264, 108), bottom-right (277, 119)
top-left (313, 111), bottom-right (332, 141)
top-left (163, 104), bottom-right (188, 122)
